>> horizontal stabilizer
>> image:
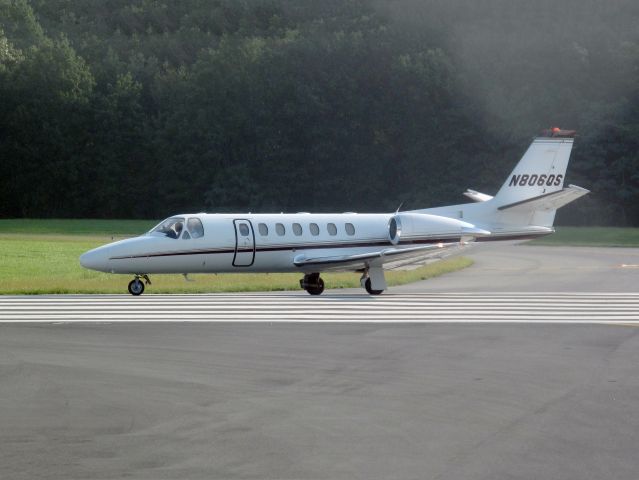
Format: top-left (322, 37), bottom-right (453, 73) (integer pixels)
top-left (463, 189), bottom-right (493, 202)
top-left (497, 184), bottom-right (589, 212)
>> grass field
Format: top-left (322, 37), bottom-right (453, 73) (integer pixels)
top-left (0, 219), bottom-right (472, 294)
top-left (529, 227), bottom-right (639, 247)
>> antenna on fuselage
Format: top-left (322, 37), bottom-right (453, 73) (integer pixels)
top-left (395, 202), bottom-right (404, 214)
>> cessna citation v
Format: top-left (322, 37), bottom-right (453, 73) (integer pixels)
top-left (80, 128), bottom-right (588, 296)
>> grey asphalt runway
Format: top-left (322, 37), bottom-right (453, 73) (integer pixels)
top-left (1, 245), bottom-right (639, 480)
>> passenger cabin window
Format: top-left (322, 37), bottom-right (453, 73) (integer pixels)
top-left (310, 223), bottom-right (320, 236)
top-left (258, 223), bottom-right (268, 236)
top-left (276, 223), bottom-right (285, 236)
top-left (345, 223), bottom-right (355, 236)
top-left (187, 218), bottom-right (204, 238)
top-left (292, 223), bottom-right (303, 236)
top-left (327, 223), bottom-right (337, 236)
top-left (151, 217), bottom-right (185, 239)
top-left (182, 231), bottom-right (191, 240)
top-left (239, 224), bottom-right (250, 236)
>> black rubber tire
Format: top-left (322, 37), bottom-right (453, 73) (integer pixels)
top-left (365, 278), bottom-right (383, 295)
top-left (306, 278), bottom-right (325, 295)
top-left (128, 279), bottom-right (145, 296)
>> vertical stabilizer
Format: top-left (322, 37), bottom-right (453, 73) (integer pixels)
top-left (493, 135), bottom-right (574, 206)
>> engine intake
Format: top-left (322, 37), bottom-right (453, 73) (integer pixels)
top-left (388, 216), bottom-right (402, 245)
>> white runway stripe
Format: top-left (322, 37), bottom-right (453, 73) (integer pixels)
top-left (0, 293), bottom-right (638, 324)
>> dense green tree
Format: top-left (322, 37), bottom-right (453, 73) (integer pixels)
top-left (0, 0), bottom-right (638, 224)
top-left (0, 16), bottom-right (94, 216)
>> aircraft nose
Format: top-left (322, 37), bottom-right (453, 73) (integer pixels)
top-left (79, 248), bottom-right (110, 272)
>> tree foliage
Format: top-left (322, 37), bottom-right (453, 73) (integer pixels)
top-left (0, 0), bottom-right (638, 224)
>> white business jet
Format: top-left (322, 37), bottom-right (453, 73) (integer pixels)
top-left (80, 128), bottom-right (588, 295)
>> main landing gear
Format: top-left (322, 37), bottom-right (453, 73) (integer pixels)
top-left (364, 277), bottom-right (384, 295)
top-left (300, 273), bottom-right (325, 295)
top-left (300, 269), bottom-right (388, 296)
top-left (360, 268), bottom-right (386, 295)
top-left (128, 275), bottom-right (151, 296)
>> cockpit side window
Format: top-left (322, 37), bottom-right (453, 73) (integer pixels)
top-left (187, 218), bottom-right (205, 238)
top-left (150, 217), bottom-right (185, 239)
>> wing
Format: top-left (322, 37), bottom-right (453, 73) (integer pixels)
top-left (293, 242), bottom-right (468, 272)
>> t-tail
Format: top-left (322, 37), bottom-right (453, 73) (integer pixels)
top-left (416, 128), bottom-right (589, 241)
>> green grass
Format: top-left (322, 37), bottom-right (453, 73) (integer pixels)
top-left (529, 227), bottom-right (639, 247)
top-left (0, 219), bottom-right (473, 294)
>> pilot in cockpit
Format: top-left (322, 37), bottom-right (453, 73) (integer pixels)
top-left (168, 221), bottom-right (183, 239)
top-left (149, 217), bottom-right (189, 239)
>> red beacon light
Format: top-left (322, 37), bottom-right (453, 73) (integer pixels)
top-left (541, 127), bottom-right (576, 138)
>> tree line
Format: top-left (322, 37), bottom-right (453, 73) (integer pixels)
top-left (1, 0), bottom-right (638, 225)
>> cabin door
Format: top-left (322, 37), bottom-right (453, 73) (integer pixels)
top-left (232, 219), bottom-right (255, 267)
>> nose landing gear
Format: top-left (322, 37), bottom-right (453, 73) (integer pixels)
top-left (128, 275), bottom-right (151, 296)
top-left (300, 273), bottom-right (325, 295)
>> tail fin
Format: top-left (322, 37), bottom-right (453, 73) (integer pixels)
top-left (491, 131), bottom-right (588, 228)
top-left (493, 134), bottom-right (574, 205)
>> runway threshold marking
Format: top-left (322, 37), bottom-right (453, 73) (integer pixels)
top-left (0, 293), bottom-right (638, 324)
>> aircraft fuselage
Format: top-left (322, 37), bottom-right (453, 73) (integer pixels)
top-left (80, 212), bottom-right (474, 275)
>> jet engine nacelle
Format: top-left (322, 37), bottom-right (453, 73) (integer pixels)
top-left (388, 213), bottom-right (488, 244)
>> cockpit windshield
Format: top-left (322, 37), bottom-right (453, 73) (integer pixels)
top-left (187, 218), bottom-right (204, 238)
top-left (149, 217), bottom-right (185, 239)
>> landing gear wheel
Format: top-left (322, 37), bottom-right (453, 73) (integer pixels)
top-left (128, 278), bottom-right (145, 296)
top-left (306, 278), bottom-right (325, 296)
top-left (300, 273), bottom-right (325, 295)
top-left (365, 278), bottom-right (383, 295)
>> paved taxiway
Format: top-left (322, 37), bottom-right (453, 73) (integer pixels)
top-left (399, 243), bottom-right (639, 293)
top-left (1, 244), bottom-right (639, 479)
